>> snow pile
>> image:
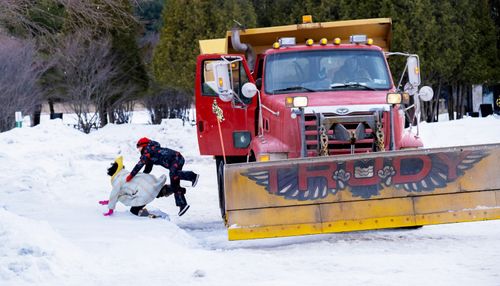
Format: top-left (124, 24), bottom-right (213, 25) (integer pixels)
top-left (0, 114), bottom-right (499, 286)
top-left (0, 209), bottom-right (85, 284)
top-left (419, 115), bottom-right (500, 147)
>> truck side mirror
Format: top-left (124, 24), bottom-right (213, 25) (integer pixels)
top-left (241, 82), bottom-right (258, 98)
top-left (418, 86), bottom-right (434, 102)
top-left (407, 56), bottom-right (421, 87)
top-left (205, 61), bottom-right (234, 102)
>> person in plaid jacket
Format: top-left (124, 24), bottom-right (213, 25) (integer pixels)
top-left (127, 137), bottom-right (199, 216)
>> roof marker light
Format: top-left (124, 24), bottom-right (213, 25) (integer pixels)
top-left (334, 37), bottom-right (341, 45)
top-left (306, 39), bottom-right (314, 46)
top-left (350, 34), bottom-right (367, 44)
top-left (279, 37), bottom-right (296, 46)
top-left (320, 38), bottom-right (328, 45)
top-left (302, 15), bottom-right (313, 24)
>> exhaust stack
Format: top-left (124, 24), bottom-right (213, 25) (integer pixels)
top-left (231, 28), bottom-right (255, 72)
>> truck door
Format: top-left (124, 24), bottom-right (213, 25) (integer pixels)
top-left (195, 55), bottom-right (256, 156)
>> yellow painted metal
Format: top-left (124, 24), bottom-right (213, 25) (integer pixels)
top-left (199, 18), bottom-right (392, 55)
top-left (199, 38), bottom-right (228, 54)
top-left (224, 144), bottom-right (500, 240)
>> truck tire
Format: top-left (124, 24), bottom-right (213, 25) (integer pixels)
top-left (216, 157), bottom-right (226, 220)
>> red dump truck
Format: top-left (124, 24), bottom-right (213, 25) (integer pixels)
top-left (194, 17), bottom-right (500, 240)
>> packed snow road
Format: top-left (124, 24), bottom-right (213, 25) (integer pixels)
top-left (1, 114), bottom-right (499, 286)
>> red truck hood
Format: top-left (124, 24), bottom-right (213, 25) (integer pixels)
top-left (263, 90), bottom-right (390, 111)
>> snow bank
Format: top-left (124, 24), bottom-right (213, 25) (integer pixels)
top-left (419, 115), bottom-right (500, 148)
top-left (0, 114), bottom-right (499, 286)
top-left (0, 209), bottom-right (85, 285)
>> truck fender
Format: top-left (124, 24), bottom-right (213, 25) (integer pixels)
top-left (249, 134), bottom-right (290, 160)
top-left (400, 131), bottom-right (424, 149)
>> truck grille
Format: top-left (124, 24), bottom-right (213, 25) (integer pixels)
top-left (304, 112), bottom-right (382, 156)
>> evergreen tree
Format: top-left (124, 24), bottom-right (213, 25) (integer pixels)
top-left (338, 0), bottom-right (384, 19)
top-left (28, 0), bottom-right (65, 35)
top-left (152, 0), bottom-right (257, 92)
top-left (102, 0), bottom-right (148, 125)
top-left (491, 0), bottom-right (500, 81)
top-left (134, 0), bottom-right (165, 33)
top-left (251, 0), bottom-right (340, 27)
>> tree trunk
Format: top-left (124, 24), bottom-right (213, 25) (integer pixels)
top-left (99, 104), bottom-right (108, 127)
top-left (448, 84), bottom-right (456, 120)
top-left (431, 80), bottom-right (442, 122)
top-left (421, 99), bottom-right (429, 122)
top-left (32, 104), bottom-right (42, 126)
top-left (466, 85), bottom-right (472, 116)
top-left (108, 105), bottom-right (116, 124)
top-left (48, 98), bottom-right (55, 114)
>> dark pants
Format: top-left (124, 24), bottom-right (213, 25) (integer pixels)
top-left (130, 205), bottom-right (146, 216)
top-left (168, 155), bottom-right (197, 207)
top-left (129, 184), bottom-right (188, 216)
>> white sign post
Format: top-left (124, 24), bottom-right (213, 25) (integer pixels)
top-left (15, 111), bottom-right (22, 128)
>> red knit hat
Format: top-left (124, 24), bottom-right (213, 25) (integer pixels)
top-left (136, 137), bottom-right (151, 148)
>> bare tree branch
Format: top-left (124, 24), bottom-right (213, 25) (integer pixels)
top-left (52, 29), bottom-right (141, 132)
top-left (0, 0), bottom-right (138, 38)
top-left (0, 33), bottom-right (50, 131)
top-left (52, 30), bottom-right (120, 133)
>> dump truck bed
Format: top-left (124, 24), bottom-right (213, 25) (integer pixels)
top-left (199, 18), bottom-right (392, 55)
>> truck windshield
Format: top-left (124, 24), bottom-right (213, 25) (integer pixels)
top-left (264, 50), bottom-right (391, 94)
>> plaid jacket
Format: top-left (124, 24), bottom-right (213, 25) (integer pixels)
top-left (130, 140), bottom-right (182, 177)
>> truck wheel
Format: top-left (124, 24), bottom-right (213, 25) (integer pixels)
top-left (216, 158), bottom-right (226, 220)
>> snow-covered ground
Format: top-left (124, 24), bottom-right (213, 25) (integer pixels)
top-left (1, 112), bottom-right (499, 286)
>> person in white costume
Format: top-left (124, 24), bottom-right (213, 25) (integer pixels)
top-left (99, 156), bottom-right (175, 217)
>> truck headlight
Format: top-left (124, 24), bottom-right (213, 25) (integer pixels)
top-left (386, 92), bottom-right (409, 104)
top-left (285, 96), bottom-right (308, 108)
top-left (233, 131), bottom-right (251, 148)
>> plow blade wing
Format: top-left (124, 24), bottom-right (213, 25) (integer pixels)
top-left (224, 144), bottom-right (500, 240)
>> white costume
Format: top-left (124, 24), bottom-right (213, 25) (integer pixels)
top-left (108, 156), bottom-right (166, 210)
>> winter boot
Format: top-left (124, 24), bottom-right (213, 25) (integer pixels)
top-left (191, 173), bottom-right (200, 187)
top-left (174, 190), bottom-right (189, 216)
top-left (178, 204), bottom-right (190, 216)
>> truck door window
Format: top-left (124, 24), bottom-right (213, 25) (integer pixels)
top-left (202, 60), bottom-right (218, 96)
top-left (202, 59), bottom-right (252, 104)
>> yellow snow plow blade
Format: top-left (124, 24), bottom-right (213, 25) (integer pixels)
top-left (224, 144), bottom-right (500, 240)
